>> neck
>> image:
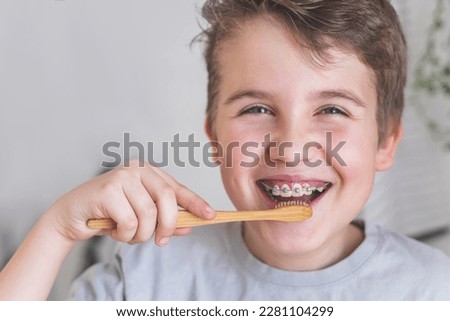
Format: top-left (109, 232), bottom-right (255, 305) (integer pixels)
top-left (242, 223), bottom-right (364, 271)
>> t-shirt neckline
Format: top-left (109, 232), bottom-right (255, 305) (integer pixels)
top-left (226, 221), bottom-right (380, 287)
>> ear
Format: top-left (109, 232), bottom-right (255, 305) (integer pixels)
top-left (204, 118), bottom-right (221, 163)
top-left (204, 118), bottom-right (215, 142)
top-left (375, 122), bottom-right (403, 171)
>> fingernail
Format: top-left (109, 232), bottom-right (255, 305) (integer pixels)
top-left (205, 206), bottom-right (216, 218)
top-left (158, 237), bottom-right (170, 246)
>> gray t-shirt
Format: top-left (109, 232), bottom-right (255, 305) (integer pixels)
top-left (69, 221), bottom-right (450, 300)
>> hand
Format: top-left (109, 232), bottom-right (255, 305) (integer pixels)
top-left (48, 160), bottom-right (215, 246)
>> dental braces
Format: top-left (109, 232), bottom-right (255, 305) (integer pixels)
top-left (262, 182), bottom-right (329, 198)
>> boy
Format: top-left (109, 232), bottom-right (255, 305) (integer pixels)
top-left (1, 0), bottom-right (450, 300)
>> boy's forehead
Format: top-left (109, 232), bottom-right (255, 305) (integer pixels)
top-left (215, 17), bottom-right (377, 107)
top-left (217, 16), bottom-right (361, 65)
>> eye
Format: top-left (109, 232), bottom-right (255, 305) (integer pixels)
top-left (317, 105), bottom-right (348, 116)
top-left (240, 104), bottom-right (274, 115)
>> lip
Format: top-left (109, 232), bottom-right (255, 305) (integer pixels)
top-left (256, 174), bottom-right (332, 209)
top-left (257, 174), bottom-right (331, 186)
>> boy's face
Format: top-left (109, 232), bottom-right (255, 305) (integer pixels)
top-left (206, 17), bottom-right (401, 268)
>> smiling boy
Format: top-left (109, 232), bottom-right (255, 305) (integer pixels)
top-left (212, 17), bottom-right (381, 271)
top-left (1, 0), bottom-right (450, 301)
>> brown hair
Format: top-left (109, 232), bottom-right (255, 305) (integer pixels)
top-left (197, 0), bottom-right (407, 143)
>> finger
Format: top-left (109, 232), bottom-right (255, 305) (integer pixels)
top-left (139, 170), bottom-right (179, 246)
top-left (174, 184), bottom-right (215, 220)
top-left (152, 167), bottom-right (215, 220)
top-left (122, 181), bottom-right (157, 243)
top-left (102, 191), bottom-right (138, 243)
top-left (154, 186), bottom-right (179, 246)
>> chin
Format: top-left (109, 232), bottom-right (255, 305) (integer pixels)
top-left (244, 219), bottom-right (326, 255)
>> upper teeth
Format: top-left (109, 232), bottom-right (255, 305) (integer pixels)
top-left (272, 185), bottom-right (281, 196)
top-left (265, 182), bottom-right (329, 198)
top-left (280, 184), bottom-right (292, 197)
top-left (292, 183), bottom-right (303, 196)
top-left (303, 184), bottom-right (313, 195)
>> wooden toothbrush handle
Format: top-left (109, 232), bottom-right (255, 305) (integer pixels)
top-left (86, 211), bottom-right (264, 229)
top-left (86, 211), bottom-right (232, 229)
top-left (87, 206), bottom-right (312, 229)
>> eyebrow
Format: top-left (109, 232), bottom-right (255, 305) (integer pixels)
top-left (224, 88), bottom-right (368, 108)
top-left (224, 89), bottom-right (274, 105)
top-left (309, 89), bottom-right (367, 108)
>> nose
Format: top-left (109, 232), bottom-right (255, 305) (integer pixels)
top-left (266, 118), bottom-right (324, 168)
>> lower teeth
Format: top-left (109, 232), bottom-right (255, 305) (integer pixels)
top-left (275, 200), bottom-right (309, 208)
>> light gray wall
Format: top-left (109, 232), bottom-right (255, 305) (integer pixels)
top-left (0, 0), bottom-right (232, 236)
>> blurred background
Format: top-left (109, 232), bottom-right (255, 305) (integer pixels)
top-left (0, 0), bottom-right (449, 300)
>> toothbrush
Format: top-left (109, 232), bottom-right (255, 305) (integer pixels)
top-left (86, 205), bottom-right (312, 229)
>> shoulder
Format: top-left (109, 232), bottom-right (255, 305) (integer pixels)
top-left (69, 242), bottom-right (126, 300)
top-left (367, 223), bottom-right (450, 299)
top-left (117, 223), bottom-right (238, 299)
top-left (119, 223), bottom-right (232, 264)
top-left (70, 224), bottom-right (235, 300)
top-left (374, 224), bottom-right (450, 267)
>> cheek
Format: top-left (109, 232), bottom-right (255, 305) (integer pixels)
top-left (330, 125), bottom-right (378, 193)
top-left (216, 125), bottom-right (268, 210)
top-left (218, 149), bottom-right (259, 211)
top-left (216, 123), bottom-right (267, 168)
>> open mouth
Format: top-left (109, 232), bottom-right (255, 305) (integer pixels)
top-left (257, 179), bottom-right (331, 209)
